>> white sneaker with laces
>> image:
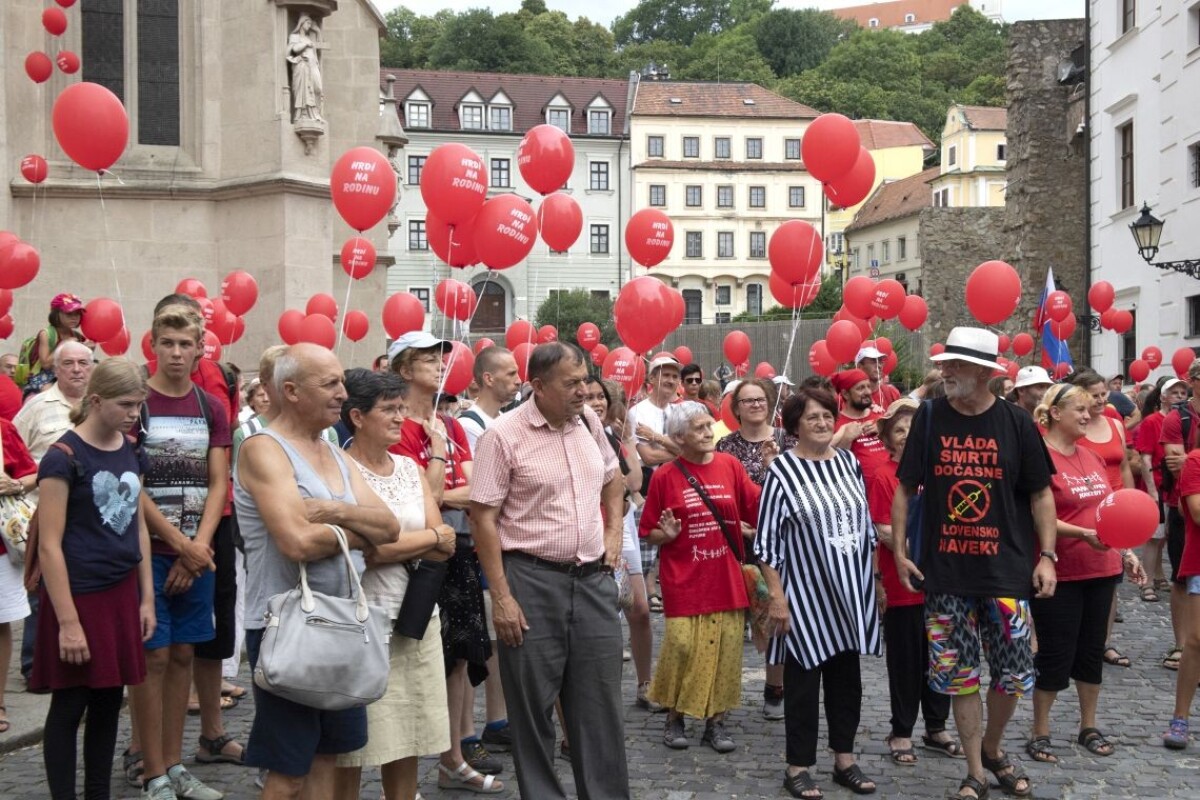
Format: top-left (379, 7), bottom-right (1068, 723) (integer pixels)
top-left (168, 765), bottom-right (224, 800)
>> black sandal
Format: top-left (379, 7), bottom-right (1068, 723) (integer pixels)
top-left (923, 732), bottom-right (966, 758)
top-left (980, 750), bottom-right (1031, 797)
top-left (1102, 647), bottom-right (1131, 668)
top-left (886, 735), bottom-right (918, 765)
top-left (832, 763), bottom-right (877, 795)
top-left (1025, 736), bottom-right (1057, 763)
top-left (122, 748), bottom-right (143, 788)
top-left (1077, 727), bottom-right (1114, 756)
top-left (196, 733), bottom-right (245, 764)
top-left (951, 775), bottom-right (990, 799)
top-left (783, 769), bottom-right (823, 799)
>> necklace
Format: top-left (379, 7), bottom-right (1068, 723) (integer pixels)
top-left (1047, 441), bottom-right (1093, 483)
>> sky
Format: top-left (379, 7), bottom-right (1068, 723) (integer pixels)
top-left (372, 0), bottom-right (1085, 26)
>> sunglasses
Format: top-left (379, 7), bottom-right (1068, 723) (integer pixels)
top-left (683, 377), bottom-right (703, 385)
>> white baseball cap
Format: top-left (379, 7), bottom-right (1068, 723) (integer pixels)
top-left (772, 375), bottom-right (795, 387)
top-left (647, 355), bottom-right (681, 373)
top-left (387, 331), bottom-right (451, 365)
top-left (722, 379), bottom-right (743, 397)
top-left (929, 327), bottom-right (1002, 370)
top-left (855, 345), bottom-right (885, 362)
top-left (1014, 366), bottom-right (1053, 389)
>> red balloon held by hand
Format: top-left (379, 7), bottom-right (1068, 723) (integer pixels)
top-left (723, 331), bottom-right (751, 365)
top-left (81, 298), bottom-right (124, 343)
top-left (1172, 347), bottom-right (1195, 377)
top-left (512, 342), bottom-right (534, 383)
top-left (203, 330), bottom-right (223, 361)
top-left (442, 342), bottom-right (475, 395)
top-left (1141, 346), bottom-right (1163, 369)
top-left (421, 143), bottom-right (487, 226)
top-left (614, 277), bottom-right (677, 353)
top-left (768, 221), bottom-right (822, 285)
top-left (808, 340), bottom-right (837, 377)
top-left (506, 320), bottom-right (535, 350)
top-left (538, 325), bottom-right (558, 344)
top-left (299, 314), bottom-right (336, 349)
top-left (1012, 332), bottom-right (1034, 357)
top-left (1128, 359), bottom-right (1150, 383)
top-left (0, 290), bottom-right (12, 317)
top-left (219, 270), bottom-right (258, 316)
top-left (43, 8), bottom-right (68, 36)
top-left (473, 338), bottom-right (496, 355)
top-left (965, 260), bottom-right (1021, 325)
top-left (176, 278), bottom-right (207, 298)
top-left (473, 194), bottom-right (538, 270)
top-left (537, 192), bottom-right (584, 252)
top-left (1095, 489), bottom-right (1159, 549)
top-left (330, 147), bottom-right (396, 232)
top-left (427, 211), bottom-right (479, 268)
top-left (576, 322), bottom-right (600, 352)
top-left (341, 237), bottom-right (377, 280)
top-left (898, 295), bottom-right (928, 331)
top-left (625, 209), bottom-right (674, 268)
top-left (591, 343), bottom-right (609, 366)
top-left (342, 310), bottom-right (369, 342)
top-left (382, 293), bottom-right (425, 339)
top-left (801, 113), bottom-right (860, 184)
top-left (673, 346), bottom-right (693, 366)
top-left (1088, 281), bottom-right (1115, 313)
top-left (602, 346), bottom-right (646, 400)
top-left (0, 315), bottom-right (14, 340)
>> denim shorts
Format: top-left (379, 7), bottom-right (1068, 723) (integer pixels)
top-left (1187, 575), bottom-right (1200, 595)
top-left (145, 554), bottom-right (215, 650)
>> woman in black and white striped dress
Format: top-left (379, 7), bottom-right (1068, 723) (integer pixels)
top-left (754, 386), bottom-right (882, 800)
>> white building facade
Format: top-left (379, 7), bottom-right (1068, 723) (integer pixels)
top-left (381, 69), bottom-right (634, 333)
top-left (1088, 1), bottom-right (1200, 376)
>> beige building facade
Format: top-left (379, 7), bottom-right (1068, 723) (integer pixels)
top-left (844, 166), bottom-right (940, 293)
top-left (929, 104), bottom-right (1008, 208)
top-left (1, 1), bottom-right (392, 367)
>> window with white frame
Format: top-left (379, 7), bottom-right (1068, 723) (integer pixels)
top-left (716, 285), bottom-right (732, 305)
top-left (717, 232), bottom-right (734, 258)
top-left (948, 145), bottom-right (957, 167)
top-left (461, 104), bottom-right (484, 130)
top-left (747, 283), bottom-right (763, 316)
top-left (588, 109), bottom-right (611, 135)
top-left (685, 232), bottom-right (702, 258)
top-left (869, 18), bottom-right (879, 27)
top-left (490, 158), bottom-right (510, 188)
top-left (590, 224), bottom-right (609, 254)
top-left (548, 107), bottom-right (570, 132)
top-left (1189, 142), bottom-right (1200, 188)
top-left (867, 244), bottom-right (875, 264)
top-left (411, 287), bottom-right (430, 312)
top-left (685, 185), bottom-right (702, 207)
top-left (489, 106), bottom-right (511, 131)
top-left (1122, 0), bottom-right (1135, 34)
top-left (647, 135), bottom-right (664, 157)
top-left (408, 220), bottom-right (427, 251)
top-left (749, 231), bottom-right (766, 258)
top-left (717, 185), bottom-right (734, 208)
top-left (785, 138), bottom-right (801, 160)
top-left (898, 236), bottom-right (907, 260)
top-left (590, 161), bottom-right (609, 191)
top-left (997, 143), bottom-right (1007, 161)
top-left (881, 240), bottom-right (890, 263)
top-left (749, 186), bottom-right (766, 208)
top-left (407, 155), bottom-right (426, 185)
top-left (649, 184), bottom-right (666, 207)
top-left (1119, 121), bottom-right (1135, 209)
top-left (788, 186), bottom-right (805, 208)
top-left (406, 102), bottom-right (430, 129)
top-left (715, 137), bottom-right (731, 159)
top-left (683, 136), bottom-right (700, 158)
top-left (904, 13), bottom-right (915, 23)
top-left (746, 138), bottom-right (763, 159)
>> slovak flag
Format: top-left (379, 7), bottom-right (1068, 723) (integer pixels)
top-left (1035, 268), bottom-right (1073, 371)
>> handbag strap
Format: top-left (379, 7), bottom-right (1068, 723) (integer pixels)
top-left (672, 460), bottom-right (745, 564)
top-left (297, 524), bottom-right (370, 623)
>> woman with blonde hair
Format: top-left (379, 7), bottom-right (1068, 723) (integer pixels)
top-left (31, 358), bottom-right (156, 800)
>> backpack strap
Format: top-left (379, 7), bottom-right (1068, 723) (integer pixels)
top-left (458, 409), bottom-right (486, 431)
top-left (672, 459), bottom-right (745, 563)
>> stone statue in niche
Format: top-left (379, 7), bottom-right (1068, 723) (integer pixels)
top-left (287, 14), bottom-right (326, 124)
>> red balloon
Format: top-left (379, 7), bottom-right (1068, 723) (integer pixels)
top-left (512, 342), bottom-right (535, 383)
top-left (219, 270), bottom-right (257, 316)
top-left (723, 331), bottom-right (751, 365)
top-left (538, 325), bottom-right (558, 344)
top-left (52, 82), bottom-right (128, 172)
top-left (736, 362), bottom-right (750, 378)
top-left (427, 211), bottom-right (479, 268)
top-left (1052, 362), bottom-right (1072, 379)
top-left (1142, 346), bottom-right (1163, 369)
top-left (175, 278), bottom-right (207, 298)
top-left (56, 50), bottom-right (80, 74)
top-left (1095, 488), bottom-right (1160, 549)
top-left (56, 0), bottom-right (78, 7)
top-left (719, 394), bottom-right (741, 432)
top-left (25, 52), bottom-right (53, 83)
top-left (624, 209), bottom-right (675, 268)
top-left (843, 276), bottom-right (876, 320)
top-left (868, 278), bottom-right (905, 320)
top-left (43, 8), bottom-right (68, 35)
top-left (537, 192), bottom-right (584, 252)
top-left (141, 330), bottom-right (154, 361)
top-left (0, 290), bottom-right (11, 317)
top-left (1045, 291), bottom-right (1073, 323)
top-left (826, 320), bottom-right (864, 364)
top-left (614, 277), bottom-right (676, 353)
top-left (576, 322), bottom-right (601, 352)
top-left (506, 320), bottom-right (535, 350)
top-left (341, 310), bottom-right (369, 343)
top-left (297, 313), bottom-right (336, 349)
top-left (601, 346), bottom-right (646, 399)
top-left (997, 334), bottom-right (1011, 354)
top-left (666, 288), bottom-right (685, 331)
top-left (768, 274), bottom-right (821, 309)
top-left (930, 343), bottom-right (946, 357)
top-left (1172, 347), bottom-right (1195, 377)
top-left (1128, 359), bottom-right (1150, 383)
top-left (884, 352), bottom-right (899, 375)
top-left (801, 113), bottom-right (860, 184)
top-left (306, 293), bottom-right (338, 321)
top-left (0, 315), bottom-right (13, 340)
top-left (435, 279), bottom-right (476, 322)
top-left (473, 194), bottom-right (538, 270)
top-left (833, 306), bottom-right (873, 340)
top-left (808, 340), bottom-right (837, 376)
top-left (1012, 332), bottom-right (1034, 357)
top-left (873, 337), bottom-right (894, 357)
top-left (340, 237), bottom-right (377, 280)
top-left (824, 147), bottom-right (876, 209)
top-left (100, 327), bottom-right (131, 356)
top-left (1049, 313), bottom-right (1076, 340)
top-left (330, 147), bottom-right (397, 232)
top-left (20, 155), bottom-right (48, 184)
top-left (583, 343), bottom-right (606, 367)
top-left (1110, 308), bottom-right (1133, 334)
top-left (382, 293), bottom-right (425, 339)
top-left (754, 362), bottom-right (776, 379)
top-left (230, 316), bottom-right (246, 344)
top-left (442, 342), bottom-right (475, 395)
top-left (768, 220), bottom-right (822, 285)
top-left (1088, 281), bottom-right (1115, 313)
top-left (966, 260), bottom-right (1021, 325)
top-left (473, 337), bottom-right (496, 355)
top-left (673, 346), bottom-right (693, 366)
top-left (898, 295), bottom-right (928, 331)
top-left (1098, 308), bottom-right (1117, 330)
top-left (517, 124), bottom-right (575, 195)
top-left (420, 143), bottom-right (487, 226)
top-left (0, 242), bottom-right (40, 289)
top-left (81, 298), bottom-right (124, 343)
top-left (208, 305), bottom-right (239, 345)
top-left (203, 330), bottom-right (223, 362)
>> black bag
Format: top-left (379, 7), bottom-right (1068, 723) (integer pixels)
top-left (394, 558), bottom-right (449, 640)
top-left (906, 400), bottom-right (934, 576)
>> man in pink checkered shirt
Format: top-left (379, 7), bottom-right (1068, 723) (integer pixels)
top-left (471, 342), bottom-right (630, 800)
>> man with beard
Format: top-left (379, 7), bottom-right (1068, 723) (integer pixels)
top-left (1010, 366), bottom-right (1054, 416)
top-left (832, 369), bottom-right (891, 485)
top-left (856, 344), bottom-right (900, 411)
top-left (890, 327), bottom-right (1057, 800)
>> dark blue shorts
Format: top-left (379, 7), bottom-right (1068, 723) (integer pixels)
top-left (244, 628), bottom-right (368, 776)
top-left (145, 553), bottom-right (215, 650)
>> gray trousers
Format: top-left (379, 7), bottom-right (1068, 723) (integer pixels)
top-left (498, 554), bottom-right (631, 800)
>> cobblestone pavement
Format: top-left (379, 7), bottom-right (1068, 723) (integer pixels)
top-left (4, 578), bottom-right (1200, 798)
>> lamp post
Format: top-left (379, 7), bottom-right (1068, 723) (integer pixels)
top-left (1129, 203), bottom-right (1200, 279)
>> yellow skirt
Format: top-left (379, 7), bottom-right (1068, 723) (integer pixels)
top-left (648, 609), bottom-right (745, 719)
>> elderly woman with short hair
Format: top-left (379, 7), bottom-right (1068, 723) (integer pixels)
top-left (640, 402), bottom-right (761, 753)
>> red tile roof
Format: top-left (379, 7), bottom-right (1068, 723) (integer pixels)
top-left (832, 0), bottom-right (961, 29)
top-left (853, 119), bottom-right (935, 152)
top-left (845, 167), bottom-right (941, 233)
top-left (632, 81), bottom-right (818, 119)
top-left (380, 69), bottom-right (631, 136)
top-left (957, 104), bottom-right (1007, 132)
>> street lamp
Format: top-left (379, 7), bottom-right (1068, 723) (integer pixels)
top-left (1129, 203), bottom-right (1200, 279)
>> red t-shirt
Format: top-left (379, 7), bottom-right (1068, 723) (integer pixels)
top-left (1134, 410), bottom-right (1167, 494)
top-left (835, 409), bottom-right (890, 485)
top-left (0, 417), bottom-right (39, 554)
top-left (0, 376), bottom-right (23, 421)
top-left (391, 416), bottom-right (472, 492)
top-left (1046, 446), bottom-right (1122, 581)
top-left (866, 458), bottom-right (923, 607)
top-left (1077, 417), bottom-right (1126, 492)
top-left (871, 382), bottom-right (901, 412)
top-left (638, 453), bottom-right (760, 618)
top-left (1176, 451), bottom-right (1200, 578)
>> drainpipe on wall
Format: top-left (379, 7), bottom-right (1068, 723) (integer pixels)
top-left (618, 135), bottom-right (626, 290)
top-left (1083, 4), bottom-right (1093, 367)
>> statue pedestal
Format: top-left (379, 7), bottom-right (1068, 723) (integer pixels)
top-left (293, 119), bottom-right (325, 155)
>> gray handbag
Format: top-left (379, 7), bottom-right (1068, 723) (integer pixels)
top-left (254, 525), bottom-right (390, 710)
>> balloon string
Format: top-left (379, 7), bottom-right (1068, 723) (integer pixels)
top-left (771, 298), bottom-right (804, 424)
top-left (336, 262), bottom-right (354, 353)
top-left (95, 171), bottom-right (126, 324)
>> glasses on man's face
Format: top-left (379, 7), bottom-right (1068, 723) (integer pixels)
top-left (683, 377), bottom-right (703, 385)
top-left (738, 397), bottom-right (768, 407)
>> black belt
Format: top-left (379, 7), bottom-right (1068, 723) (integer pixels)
top-left (506, 551), bottom-right (611, 577)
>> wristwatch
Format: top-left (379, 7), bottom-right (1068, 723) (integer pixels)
top-left (1039, 550), bottom-right (1058, 563)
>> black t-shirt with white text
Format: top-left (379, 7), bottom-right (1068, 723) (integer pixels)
top-left (897, 397), bottom-right (1054, 599)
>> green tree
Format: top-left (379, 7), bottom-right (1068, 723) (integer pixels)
top-left (428, 10), bottom-right (552, 74)
top-left (732, 274), bottom-right (843, 321)
top-left (676, 26), bottom-right (775, 84)
top-left (612, 0), bottom-right (771, 47)
top-left (752, 8), bottom-right (856, 78)
top-left (380, 6), bottom-right (452, 69)
top-left (534, 290), bottom-right (619, 348)
top-left (608, 39), bottom-right (692, 79)
top-left (525, 12), bottom-right (580, 75)
top-left (571, 17), bottom-right (616, 77)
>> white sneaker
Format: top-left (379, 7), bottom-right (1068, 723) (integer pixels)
top-left (168, 765), bottom-right (224, 800)
top-left (142, 776), bottom-right (178, 800)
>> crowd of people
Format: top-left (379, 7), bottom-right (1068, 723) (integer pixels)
top-left (1, 298), bottom-right (1199, 800)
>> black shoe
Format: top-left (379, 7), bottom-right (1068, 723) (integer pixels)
top-left (463, 740), bottom-right (503, 775)
top-left (663, 716), bottom-right (688, 749)
top-left (481, 724), bottom-right (513, 752)
top-left (701, 720), bottom-right (736, 753)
